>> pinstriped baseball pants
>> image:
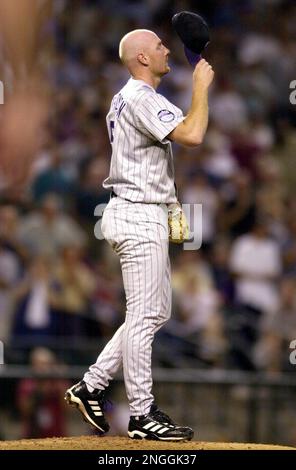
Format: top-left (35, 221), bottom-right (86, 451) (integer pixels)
top-left (84, 196), bottom-right (171, 416)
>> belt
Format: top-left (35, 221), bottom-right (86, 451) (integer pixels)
top-left (110, 190), bottom-right (133, 202)
top-left (110, 191), bottom-right (161, 205)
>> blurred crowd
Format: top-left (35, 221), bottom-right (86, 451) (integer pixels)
top-left (0, 0), bottom-right (296, 375)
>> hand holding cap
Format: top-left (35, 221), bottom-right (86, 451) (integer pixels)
top-left (172, 11), bottom-right (210, 67)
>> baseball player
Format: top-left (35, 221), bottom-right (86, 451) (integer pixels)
top-left (65, 29), bottom-right (214, 441)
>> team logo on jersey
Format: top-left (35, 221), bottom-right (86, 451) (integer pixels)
top-left (157, 109), bottom-right (175, 123)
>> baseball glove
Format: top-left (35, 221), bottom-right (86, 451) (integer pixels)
top-left (168, 203), bottom-right (190, 244)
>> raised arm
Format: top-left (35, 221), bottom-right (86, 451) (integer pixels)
top-left (168, 59), bottom-right (214, 147)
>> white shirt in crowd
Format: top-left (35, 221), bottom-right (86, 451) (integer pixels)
top-left (230, 234), bottom-right (281, 314)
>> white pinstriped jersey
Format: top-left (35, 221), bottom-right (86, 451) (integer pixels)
top-left (103, 78), bottom-right (184, 204)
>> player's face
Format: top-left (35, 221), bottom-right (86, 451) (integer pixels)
top-left (148, 37), bottom-right (170, 76)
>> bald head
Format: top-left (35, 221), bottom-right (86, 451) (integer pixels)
top-left (119, 29), bottom-right (159, 72)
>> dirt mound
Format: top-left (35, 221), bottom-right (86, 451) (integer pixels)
top-left (0, 436), bottom-right (294, 450)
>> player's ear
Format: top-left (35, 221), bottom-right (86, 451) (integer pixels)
top-left (137, 53), bottom-right (149, 67)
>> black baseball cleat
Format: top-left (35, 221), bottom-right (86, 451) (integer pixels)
top-left (128, 403), bottom-right (194, 441)
top-left (64, 380), bottom-right (110, 434)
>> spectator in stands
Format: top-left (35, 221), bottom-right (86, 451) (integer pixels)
top-left (219, 171), bottom-right (256, 238)
top-left (11, 256), bottom-right (56, 343)
top-left (0, 240), bottom-right (20, 342)
top-left (50, 244), bottom-right (96, 338)
top-left (31, 147), bottom-right (74, 202)
top-left (17, 194), bottom-right (87, 258)
top-left (230, 218), bottom-right (282, 315)
top-left (163, 251), bottom-right (226, 366)
top-left (229, 218), bottom-right (282, 369)
top-left (16, 347), bottom-right (69, 438)
top-left (0, 205), bottom-right (27, 263)
top-left (254, 278), bottom-right (296, 372)
top-left (182, 171), bottom-right (220, 254)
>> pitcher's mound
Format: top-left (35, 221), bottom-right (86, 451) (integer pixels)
top-left (0, 436), bottom-right (294, 450)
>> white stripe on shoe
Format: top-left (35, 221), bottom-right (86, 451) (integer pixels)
top-left (150, 424), bottom-right (163, 432)
top-left (143, 422), bottom-right (156, 430)
top-left (157, 427), bottom-right (169, 434)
